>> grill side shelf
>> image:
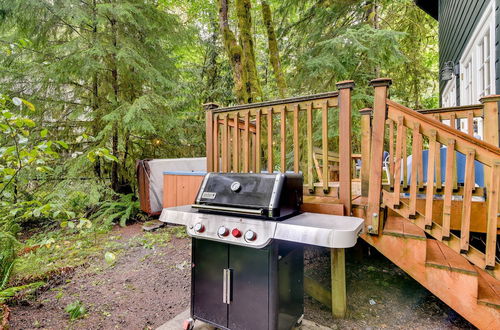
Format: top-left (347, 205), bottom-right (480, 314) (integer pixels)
top-left (275, 213), bottom-right (364, 248)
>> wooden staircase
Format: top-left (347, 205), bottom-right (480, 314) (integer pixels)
top-left (203, 78), bottom-right (500, 328)
top-left (361, 216), bottom-right (500, 328)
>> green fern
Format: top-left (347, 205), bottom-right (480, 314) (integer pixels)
top-left (91, 194), bottom-right (139, 227)
top-left (0, 232), bottom-right (44, 304)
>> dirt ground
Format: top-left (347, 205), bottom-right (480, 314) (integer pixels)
top-left (9, 225), bottom-right (474, 330)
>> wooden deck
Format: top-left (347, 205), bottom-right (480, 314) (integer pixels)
top-left (202, 78), bottom-right (500, 328)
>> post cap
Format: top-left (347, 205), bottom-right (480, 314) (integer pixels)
top-left (369, 78), bottom-right (393, 87)
top-left (202, 102), bottom-right (220, 111)
top-left (336, 80), bottom-right (355, 90)
top-left (479, 95), bottom-right (500, 103)
top-left (359, 107), bottom-right (373, 115)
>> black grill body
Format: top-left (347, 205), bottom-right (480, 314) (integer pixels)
top-left (194, 172), bottom-right (303, 220)
top-left (191, 238), bottom-right (304, 330)
top-left (189, 172), bottom-right (304, 330)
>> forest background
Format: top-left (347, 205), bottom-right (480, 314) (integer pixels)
top-left (0, 0), bottom-right (437, 312)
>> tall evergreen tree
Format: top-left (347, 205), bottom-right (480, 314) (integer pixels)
top-left (0, 0), bottom-right (196, 192)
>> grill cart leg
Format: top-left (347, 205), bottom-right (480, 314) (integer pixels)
top-left (182, 317), bottom-right (195, 330)
top-left (331, 248), bottom-right (347, 318)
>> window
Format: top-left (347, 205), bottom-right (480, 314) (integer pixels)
top-left (459, 1), bottom-right (495, 105)
top-left (442, 75), bottom-right (457, 107)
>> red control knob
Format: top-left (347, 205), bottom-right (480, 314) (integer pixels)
top-left (231, 228), bottom-right (242, 238)
top-left (194, 223), bottom-right (205, 233)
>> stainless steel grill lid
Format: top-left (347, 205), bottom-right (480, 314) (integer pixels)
top-left (193, 172), bottom-right (303, 220)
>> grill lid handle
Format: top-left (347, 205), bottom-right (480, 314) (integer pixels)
top-left (191, 204), bottom-right (264, 215)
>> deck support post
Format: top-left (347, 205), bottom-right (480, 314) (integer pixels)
top-left (203, 103), bottom-right (220, 172)
top-left (367, 78), bottom-right (392, 235)
top-left (359, 108), bottom-right (373, 197)
top-left (337, 80), bottom-right (355, 216)
top-left (480, 95), bottom-right (500, 147)
top-left (331, 248), bottom-right (346, 318)
top-left (480, 95), bottom-right (500, 198)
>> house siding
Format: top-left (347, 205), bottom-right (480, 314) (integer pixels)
top-left (438, 0), bottom-right (494, 105)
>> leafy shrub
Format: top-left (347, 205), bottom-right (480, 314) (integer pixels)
top-left (90, 193), bottom-right (141, 227)
top-left (0, 231), bottom-right (44, 304)
top-left (65, 300), bottom-right (86, 320)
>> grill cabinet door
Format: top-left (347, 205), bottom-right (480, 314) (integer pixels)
top-left (228, 244), bottom-right (270, 330)
top-left (192, 239), bottom-right (228, 327)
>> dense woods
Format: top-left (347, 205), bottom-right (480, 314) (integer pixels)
top-left (0, 0), bottom-right (438, 316)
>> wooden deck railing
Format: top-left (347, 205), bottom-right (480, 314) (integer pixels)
top-left (365, 79), bottom-right (500, 271)
top-left (204, 81), bottom-right (355, 215)
top-left (416, 98), bottom-right (500, 146)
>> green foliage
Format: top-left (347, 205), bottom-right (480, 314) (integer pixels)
top-left (0, 231), bottom-right (17, 289)
top-left (65, 300), bottom-right (87, 321)
top-left (0, 94), bottom-right (69, 233)
top-left (90, 194), bottom-right (140, 227)
top-left (0, 231), bottom-right (44, 304)
top-left (0, 0), bottom-right (207, 193)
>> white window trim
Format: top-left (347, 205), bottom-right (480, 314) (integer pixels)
top-left (442, 75), bottom-right (457, 107)
top-left (459, 0), bottom-right (496, 105)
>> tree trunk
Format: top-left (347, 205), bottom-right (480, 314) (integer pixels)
top-left (218, 0), bottom-right (248, 103)
top-left (261, 1), bottom-right (287, 98)
top-left (236, 0), bottom-right (262, 103)
top-left (365, 1), bottom-right (380, 76)
top-left (110, 17), bottom-right (120, 192)
top-left (91, 0), bottom-right (101, 179)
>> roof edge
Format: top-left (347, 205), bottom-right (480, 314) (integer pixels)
top-left (414, 0), bottom-right (438, 20)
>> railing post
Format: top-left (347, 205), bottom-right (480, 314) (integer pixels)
top-left (203, 103), bottom-right (219, 172)
top-left (359, 108), bottom-right (372, 197)
top-left (336, 80), bottom-right (355, 216)
top-left (367, 78), bottom-right (392, 235)
top-left (480, 95), bottom-right (500, 147)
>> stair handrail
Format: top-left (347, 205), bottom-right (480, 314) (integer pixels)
top-left (366, 79), bottom-right (500, 271)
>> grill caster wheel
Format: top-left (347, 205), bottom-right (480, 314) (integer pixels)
top-left (294, 314), bottom-right (304, 328)
top-left (183, 317), bottom-right (195, 330)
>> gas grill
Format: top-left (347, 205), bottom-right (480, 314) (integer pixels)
top-left (160, 172), bottom-right (364, 330)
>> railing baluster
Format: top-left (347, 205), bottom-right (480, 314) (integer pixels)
top-left (460, 149), bottom-right (475, 253)
top-left (243, 111), bottom-right (250, 173)
top-left (402, 125), bottom-right (408, 190)
top-left (485, 162), bottom-right (500, 268)
top-left (213, 114), bottom-right (219, 172)
top-left (467, 111), bottom-right (474, 136)
top-left (233, 113), bottom-right (240, 172)
top-left (255, 109), bottom-right (261, 173)
top-left (409, 123), bottom-right (421, 217)
top-left (293, 105), bottom-right (300, 173)
top-left (307, 103), bottom-right (313, 191)
top-left (417, 132), bottom-right (424, 190)
top-left (388, 119), bottom-right (395, 190)
top-left (267, 108), bottom-right (274, 173)
top-left (322, 101), bottom-right (329, 193)
top-left (222, 114), bottom-right (229, 172)
top-left (435, 142), bottom-right (442, 191)
top-left (360, 109), bottom-right (372, 197)
top-left (392, 116), bottom-right (404, 207)
top-left (281, 106), bottom-right (286, 172)
top-left (442, 138), bottom-right (455, 239)
top-left (204, 105), bottom-right (215, 172)
top-left (425, 130), bottom-right (437, 229)
top-left (449, 113), bottom-right (458, 191)
top-left (449, 113), bottom-right (456, 129)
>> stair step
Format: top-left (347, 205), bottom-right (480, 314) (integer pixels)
top-left (477, 267), bottom-right (500, 309)
top-left (383, 216), bottom-right (426, 240)
top-left (425, 240), bottom-right (477, 275)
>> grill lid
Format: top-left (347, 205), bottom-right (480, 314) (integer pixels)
top-left (194, 172), bottom-right (302, 220)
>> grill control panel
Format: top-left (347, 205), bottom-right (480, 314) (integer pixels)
top-left (184, 212), bottom-right (277, 248)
